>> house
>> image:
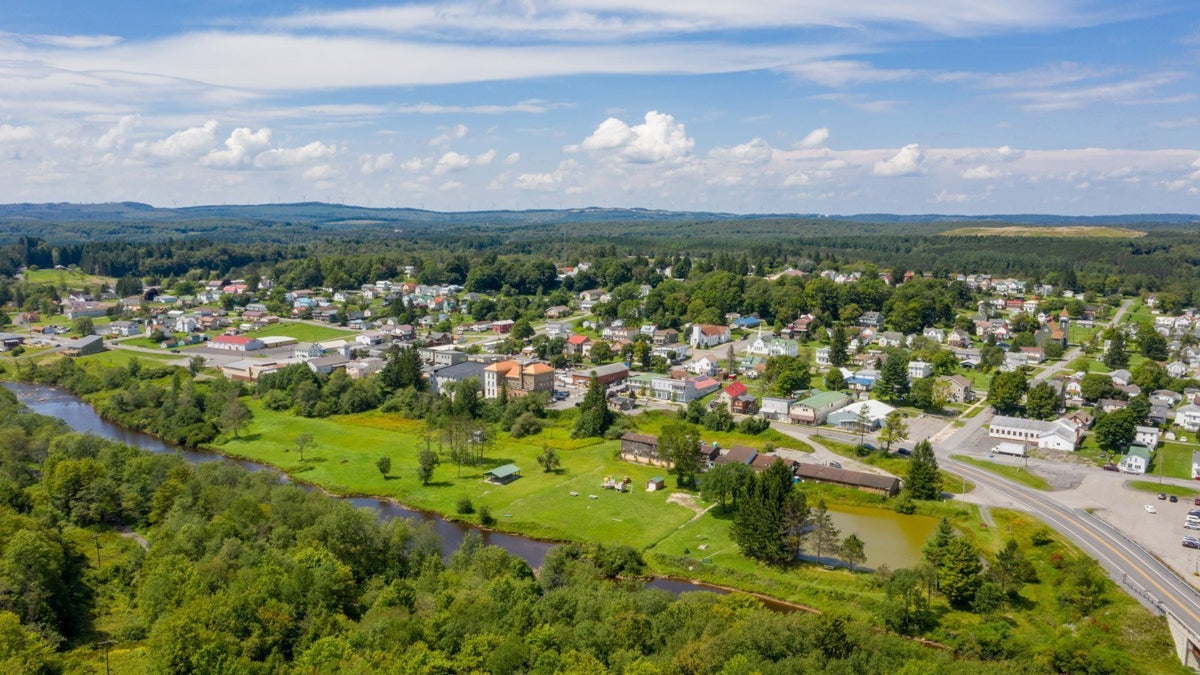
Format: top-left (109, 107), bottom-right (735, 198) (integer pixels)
top-left (690, 324), bottom-right (731, 348)
top-left (652, 329), bottom-right (679, 346)
top-left (731, 394), bottom-right (759, 415)
top-left (715, 445), bottom-right (758, 466)
top-left (923, 327), bottom-right (946, 343)
top-left (545, 305), bottom-right (571, 319)
top-left (815, 347), bottom-right (832, 366)
top-left (793, 463), bottom-right (901, 497)
top-left (210, 335), bottom-right (265, 352)
top-left (789, 391), bottom-right (852, 425)
top-left (346, 358), bottom-right (385, 380)
top-left (720, 381), bottom-right (748, 404)
top-left (107, 320), bottom-right (142, 337)
top-left (1119, 444), bottom-right (1152, 475)
top-left (686, 356), bottom-right (719, 376)
top-left (565, 334), bottom-right (590, 355)
top-left (1109, 369), bottom-right (1132, 387)
top-left (908, 361), bottom-right (933, 380)
top-left (858, 311), bottom-right (884, 328)
top-left (947, 329), bottom-right (972, 348)
top-left (1135, 426), bottom-right (1160, 448)
top-left (62, 335), bottom-right (106, 357)
top-left (827, 400), bottom-right (897, 430)
top-left (1177, 403), bottom-right (1200, 432)
top-left (988, 415), bottom-right (1082, 451)
top-left (938, 375), bottom-right (975, 404)
top-left (877, 331), bottom-right (904, 348)
top-left (429, 361), bottom-right (487, 394)
top-left (619, 432), bottom-right (719, 468)
top-left (307, 354), bottom-right (351, 376)
top-left (1019, 347), bottom-right (1045, 364)
top-left (571, 362), bottom-right (629, 388)
top-left (1167, 361), bottom-right (1190, 379)
top-left (0, 333), bottom-right (26, 351)
top-left (760, 396), bottom-right (795, 421)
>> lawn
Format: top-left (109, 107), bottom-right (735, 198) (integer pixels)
top-left (81, 349), bottom-right (186, 368)
top-left (951, 454), bottom-right (1052, 490)
top-left (1154, 442), bottom-right (1196, 480)
top-left (247, 321), bottom-right (356, 343)
top-left (1127, 480), bottom-right (1200, 498)
top-left (814, 436), bottom-right (975, 494)
top-left (959, 402), bottom-right (988, 420)
top-left (22, 267), bottom-right (116, 288)
top-left (217, 403), bottom-right (697, 547)
top-left (633, 410), bottom-right (810, 454)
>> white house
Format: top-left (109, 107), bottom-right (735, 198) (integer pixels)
top-left (908, 361), bottom-right (933, 380)
top-left (1119, 444), bottom-right (1152, 475)
top-left (173, 316), bottom-right (197, 333)
top-left (690, 324), bottom-right (731, 349)
top-left (760, 396), bottom-right (794, 421)
top-left (1178, 403), bottom-right (1200, 433)
top-left (1192, 451), bottom-right (1200, 480)
top-left (815, 347), bottom-right (832, 366)
top-left (826, 399), bottom-right (896, 430)
top-left (1167, 361), bottom-right (1190, 379)
top-left (1135, 425), bottom-right (1161, 448)
top-left (988, 415), bottom-right (1082, 451)
top-left (686, 356), bottom-right (719, 376)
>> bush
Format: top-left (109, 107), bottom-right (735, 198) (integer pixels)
top-left (736, 416), bottom-right (770, 435)
top-left (261, 389), bottom-right (292, 411)
top-left (479, 505), bottom-right (496, 527)
top-left (509, 412), bottom-right (542, 439)
top-left (1031, 528), bottom-right (1054, 546)
top-left (892, 497), bottom-right (916, 514)
top-left (456, 497), bottom-right (475, 515)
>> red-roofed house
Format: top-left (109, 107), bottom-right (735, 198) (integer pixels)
top-left (565, 333), bottom-right (590, 355)
top-left (721, 380), bottom-right (748, 402)
top-left (210, 335), bottom-right (265, 352)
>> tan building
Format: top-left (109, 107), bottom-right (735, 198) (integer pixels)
top-left (482, 360), bottom-right (555, 398)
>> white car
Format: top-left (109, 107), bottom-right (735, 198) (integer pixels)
top-left (1145, 504), bottom-right (1158, 514)
top-left (1185, 521), bottom-right (1200, 530)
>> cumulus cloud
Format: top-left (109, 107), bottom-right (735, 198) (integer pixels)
top-left (872, 144), bottom-right (924, 176)
top-left (0, 124), bottom-right (36, 143)
top-left (514, 160), bottom-right (577, 192)
top-left (203, 127), bottom-right (272, 167)
top-left (798, 127), bottom-right (830, 148)
top-left (95, 115), bottom-right (139, 150)
top-left (360, 153), bottom-right (394, 175)
top-left (571, 111), bottom-right (694, 164)
top-left (401, 156), bottom-right (428, 172)
top-left (430, 124), bottom-right (468, 145)
top-left (133, 120), bottom-right (219, 159)
top-left (933, 189), bottom-right (968, 203)
top-left (503, 152), bottom-right (521, 165)
top-left (253, 141), bottom-right (336, 168)
top-left (474, 149), bottom-right (496, 166)
top-left (433, 151), bottom-right (471, 174)
top-left (302, 164), bottom-right (330, 181)
top-left (709, 138), bottom-right (772, 165)
top-left (438, 180), bottom-right (463, 191)
top-left (962, 164), bottom-right (1002, 180)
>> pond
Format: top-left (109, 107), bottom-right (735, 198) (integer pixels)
top-left (825, 503), bottom-right (938, 570)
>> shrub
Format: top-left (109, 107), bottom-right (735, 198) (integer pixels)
top-left (509, 412), bottom-right (542, 439)
top-left (1031, 528), bottom-right (1054, 546)
top-left (892, 497), bottom-right (916, 514)
top-left (456, 497), bottom-right (475, 515)
top-left (479, 505), bottom-right (496, 527)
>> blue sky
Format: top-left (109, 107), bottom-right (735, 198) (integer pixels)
top-left (0, 1), bottom-right (1198, 214)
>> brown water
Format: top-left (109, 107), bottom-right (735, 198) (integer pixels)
top-left (824, 503), bottom-right (939, 569)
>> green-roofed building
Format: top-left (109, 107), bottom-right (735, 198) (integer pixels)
top-left (483, 464), bottom-right (522, 484)
top-left (789, 390), bottom-right (852, 425)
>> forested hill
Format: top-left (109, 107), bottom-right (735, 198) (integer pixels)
top-left (0, 202), bottom-right (1196, 244)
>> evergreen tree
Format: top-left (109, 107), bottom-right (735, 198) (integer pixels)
top-left (571, 374), bottom-right (614, 438)
top-left (1103, 329), bottom-right (1129, 369)
top-left (906, 439), bottom-right (943, 500)
top-left (829, 325), bottom-right (849, 367)
top-left (806, 499), bottom-right (841, 564)
top-left (732, 460), bottom-right (796, 564)
top-left (876, 351), bottom-right (910, 402)
top-left (840, 534), bottom-right (867, 571)
top-left (380, 346), bottom-right (425, 392)
top-left (939, 537), bottom-right (983, 608)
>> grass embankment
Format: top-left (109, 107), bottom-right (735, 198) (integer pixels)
top-left (815, 436), bottom-right (975, 494)
top-left (1126, 480), bottom-right (1200, 498)
top-left (245, 321), bottom-right (356, 343)
top-left (952, 455), bottom-right (1052, 491)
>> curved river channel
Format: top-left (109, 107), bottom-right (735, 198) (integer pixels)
top-left (4, 381), bottom-right (935, 608)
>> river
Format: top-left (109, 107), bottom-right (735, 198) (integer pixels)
top-left (4, 381), bottom-right (931, 608)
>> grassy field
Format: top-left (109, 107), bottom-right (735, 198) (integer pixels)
top-left (247, 321), bottom-right (356, 342)
top-left (940, 225), bottom-right (1146, 238)
top-left (1127, 480), bottom-right (1200, 498)
top-left (1154, 442), bottom-right (1196, 480)
top-left (22, 267), bottom-right (117, 287)
top-left (952, 454), bottom-right (1052, 490)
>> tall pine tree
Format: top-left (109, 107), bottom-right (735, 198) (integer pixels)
top-left (906, 439), bottom-right (943, 500)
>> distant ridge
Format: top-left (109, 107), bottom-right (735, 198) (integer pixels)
top-left (0, 202), bottom-right (1196, 226)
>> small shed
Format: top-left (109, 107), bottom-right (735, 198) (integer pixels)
top-left (483, 464), bottom-right (522, 485)
top-left (647, 476), bottom-right (666, 492)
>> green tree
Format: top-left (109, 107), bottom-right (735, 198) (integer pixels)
top-left (660, 422), bottom-right (701, 488)
top-left (939, 537), bottom-right (983, 608)
top-left (806, 499), bottom-right (841, 564)
top-left (876, 351), bottom-right (910, 402)
top-left (379, 346), bottom-right (425, 392)
top-left (906, 439), bottom-right (943, 500)
top-left (732, 459), bottom-right (796, 564)
top-left (376, 455), bottom-right (391, 478)
top-left (511, 318), bottom-right (535, 340)
top-left (840, 533), bottom-right (867, 571)
top-left (700, 462), bottom-right (752, 511)
top-left (923, 517), bottom-right (957, 569)
top-left (218, 395), bottom-right (251, 438)
top-left (71, 316), bottom-right (94, 336)
top-left (416, 447), bottom-right (440, 485)
top-left (877, 411), bottom-right (909, 452)
top-left (987, 370), bottom-right (1028, 414)
top-left (992, 539), bottom-right (1036, 598)
top-left (829, 325), bottom-right (848, 367)
top-left (823, 367), bottom-right (846, 392)
top-left (294, 433), bottom-right (314, 462)
top-left (1138, 327), bottom-right (1168, 361)
top-left (909, 376), bottom-right (935, 411)
top-left (1093, 409), bottom-right (1136, 452)
top-left (882, 568), bottom-right (934, 635)
top-left (589, 340), bottom-right (613, 364)
top-left (1103, 329), bottom-right (1129, 369)
top-left (1080, 372), bottom-right (1120, 402)
top-left (1024, 382), bottom-right (1059, 420)
top-left (571, 374), bottom-right (614, 438)
top-left (536, 444), bottom-right (561, 473)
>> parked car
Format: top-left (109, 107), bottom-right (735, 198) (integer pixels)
top-left (1158, 493), bottom-right (1168, 500)
top-left (1102, 463), bottom-right (1119, 472)
top-left (1194, 498), bottom-right (1200, 506)
top-left (1184, 536), bottom-right (1200, 549)
top-left (1171, 495), bottom-right (1180, 503)
top-left (1184, 521), bottom-right (1200, 531)
top-left (896, 448), bottom-right (911, 457)
top-left (828, 461), bottom-right (843, 469)
top-left (1145, 505), bottom-right (1158, 514)
top-left (861, 443), bottom-right (876, 452)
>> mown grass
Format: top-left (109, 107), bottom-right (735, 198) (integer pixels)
top-left (952, 454), bottom-right (1052, 491)
top-left (22, 267), bottom-right (117, 287)
top-left (1154, 442), bottom-right (1196, 480)
top-left (246, 321), bottom-right (356, 342)
top-left (1127, 480), bottom-right (1200, 498)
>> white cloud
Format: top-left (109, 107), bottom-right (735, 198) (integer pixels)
top-left (303, 164), bottom-right (330, 181)
top-left (433, 151), bottom-right (471, 175)
top-left (401, 157), bottom-right (428, 172)
top-left (786, 60), bottom-right (919, 87)
top-left (0, 124), bottom-right (36, 143)
top-left (203, 127), bottom-right (272, 167)
top-left (709, 138), bottom-right (773, 165)
top-left (133, 120), bottom-right (219, 159)
top-left (474, 149), bottom-right (496, 166)
top-left (360, 153), bottom-right (394, 175)
top-left (252, 140), bottom-right (335, 168)
top-left (798, 127), bottom-right (830, 149)
top-left (21, 34), bottom-right (124, 49)
top-left (571, 111), bottom-right (694, 164)
top-left (430, 124), bottom-right (468, 146)
top-left (95, 114), bottom-right (139, 150)
top-left (513, 160), bottom-right (578, 193)
top-left (503, 152), bottom-right (521, 165)
top-left (962, 164), bottom-right (1002, 180)
top-left (438, 180), bottom-right (463, 191)
top-left (933, 189), bottom-right (968, 203)
top-left (872, 144), bottom-right (924, 176)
